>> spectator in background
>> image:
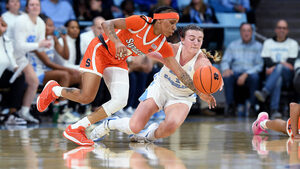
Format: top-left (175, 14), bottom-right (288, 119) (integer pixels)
top-left (221, 0), bottom-right (251, 13)
top-left (149, 0), bottom-right (178, 17)
top-left (80, 16), bottom-right (105, 56)
top-left (84, 0), bottom-right (114, 21)
top-left (221, 22), bottom-right (262, 116)
top-left (73, 0), bottom-right (88, 21)
top-left (116, 0), bottom-right (135, 18)
top-left (54, 19), bottom-right (81, 70)
top-left (134, 0), bottom-right (157, 13)
top-left (14, 0), bottom-right (52, 123)
top-left (41, 0), bottom-right (75, 27)
top-left (181, 0), bottom-right (223, 50)
top-left (32, 15), bottom-right (80, 88)
top-left (2, 0), bottom-right (24, 40)
top-left (294, 58), bottom-right (300, 100)
top-left (219, 0), bottom-right (255, 23)
top-left (0, 16), bottom-right (27, 125)
top-left (255, 19), bottom-right (299, 119)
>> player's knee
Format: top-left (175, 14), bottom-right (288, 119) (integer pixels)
top-left (129, 119), bottom-right (144, 134)
top-left (29, 75), bottom-right (39, 89)
top-left (113, 95), bottom-right (128, 109)
top-left (103, 98), bottom-right (127, 116)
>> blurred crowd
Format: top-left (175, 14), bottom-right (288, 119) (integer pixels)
top-left (0, 0), bottom-right (299, 126)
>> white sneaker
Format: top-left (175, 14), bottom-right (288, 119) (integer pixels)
top-left (129, 123), bottom-right (159, 143)
top-left (5, 113), bottom-right (27, 125)
top-left (90, 116), bottom-right (119, 142)
top-left (18, 111), bottom-right (39, 123)
top-left (57, 107), bottom-right (80, 124)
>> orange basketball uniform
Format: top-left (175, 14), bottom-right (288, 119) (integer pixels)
top-left (79, 15), bottom-right (174, 76)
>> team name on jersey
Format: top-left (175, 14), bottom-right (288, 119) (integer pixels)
top-left (164, 74), bottom-right (187, 89)
top-left (126, 38), bottom-right (146, 57)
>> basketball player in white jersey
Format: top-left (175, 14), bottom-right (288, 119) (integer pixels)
top-left (90, 24), bottom-right (222, 142)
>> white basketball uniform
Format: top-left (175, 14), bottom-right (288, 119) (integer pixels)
top-left (139, 43), bottom-right (201, 110)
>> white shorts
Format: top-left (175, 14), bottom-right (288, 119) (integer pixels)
top-left (139, 80), bottom-right (196, 111)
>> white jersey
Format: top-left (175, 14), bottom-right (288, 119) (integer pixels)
top-left (2, 11), bottom-right (24, 41)
top-left (157, 43), bottom-right (200, 97)
top-left (13, 14), bottom-right (46, 66)
top-left (29, 38), bottom-right (55, 77)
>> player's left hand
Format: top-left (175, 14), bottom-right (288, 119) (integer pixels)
top-left (115, 42), bottom-right (128, 60)
top-left (200, 93), bottom-right (216, 109)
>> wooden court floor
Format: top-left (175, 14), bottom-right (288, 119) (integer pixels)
top-left (0, 117), bottom-right (298, 169)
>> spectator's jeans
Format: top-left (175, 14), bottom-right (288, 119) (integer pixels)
top-left (264, 64), bottom-right (294, 110)
top-left (223, 72), bottom-right (260, 106)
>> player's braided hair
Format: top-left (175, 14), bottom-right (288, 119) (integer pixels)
top-left (140, 6), bottom-right (177, 25)
top-left (181, 24), bottom-right (221, 62)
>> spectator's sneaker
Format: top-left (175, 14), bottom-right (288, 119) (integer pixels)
top-left (252, 112), bottom-right (269, 135)
top-left (63, 146), bottom-right (94, 169)
top-left (4, 113), bottom-right (27, 125)
top-left (255, 90), bottom-right (267, 103)
top-left (37, 80), bottom-right (59, 112)
top-left (18, 111), bottom-right (39, 124)
top-left (63, 125), bottom-right (94, 146)
top-left (90, 117), bottom-right (119, 142)
top-left (252, 135), bottom-right (269, 155)
top-left (129, 123), bottom-right (159, 143)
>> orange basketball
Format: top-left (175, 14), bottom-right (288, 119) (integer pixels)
top-left (193, 65), bottom-right (222, 94)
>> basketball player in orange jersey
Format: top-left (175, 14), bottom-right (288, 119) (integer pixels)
top-left (90, 24), bottom-right (222, 143)
top-left (252, 102), bottom-right (300, 139)
top-left (36, 6), bottom-right (216, 146)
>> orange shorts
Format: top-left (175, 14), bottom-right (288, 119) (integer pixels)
top-left (79, 38), bottom-right (128, 77)
top-left (286, 118), bottom-right (300, 137)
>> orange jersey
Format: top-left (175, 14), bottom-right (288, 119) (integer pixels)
top-left (102, 15), bottom-right (174, 63)
top-left (80, 15), bottom-right (174, 75)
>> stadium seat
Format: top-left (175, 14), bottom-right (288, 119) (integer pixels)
top-left (215, 13), bottom-right (247, 47)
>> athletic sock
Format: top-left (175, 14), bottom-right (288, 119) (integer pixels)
top-left (108, 117), bottom-right (134, 135)
top-left (71, 117), bottom-right (91, 129)
top-left (52, 86), bottom-right (63, 97)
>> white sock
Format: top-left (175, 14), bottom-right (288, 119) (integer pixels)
top-left (71, 117), bottom-right (91, 129)
top-left (52, 86), bottom-right (63, 97)
top-left (108, 117), bottom-right (134, 135)
top-left (20, 106), bottom-right (30, 114)
top-left (260, 119), bottom-right (269, 130)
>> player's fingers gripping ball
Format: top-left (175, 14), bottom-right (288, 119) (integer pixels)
top-left (193, 65), bottom-right (223, 94)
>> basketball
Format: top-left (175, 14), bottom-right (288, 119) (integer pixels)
top-left (193, 65), bottom-right (222, 94)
